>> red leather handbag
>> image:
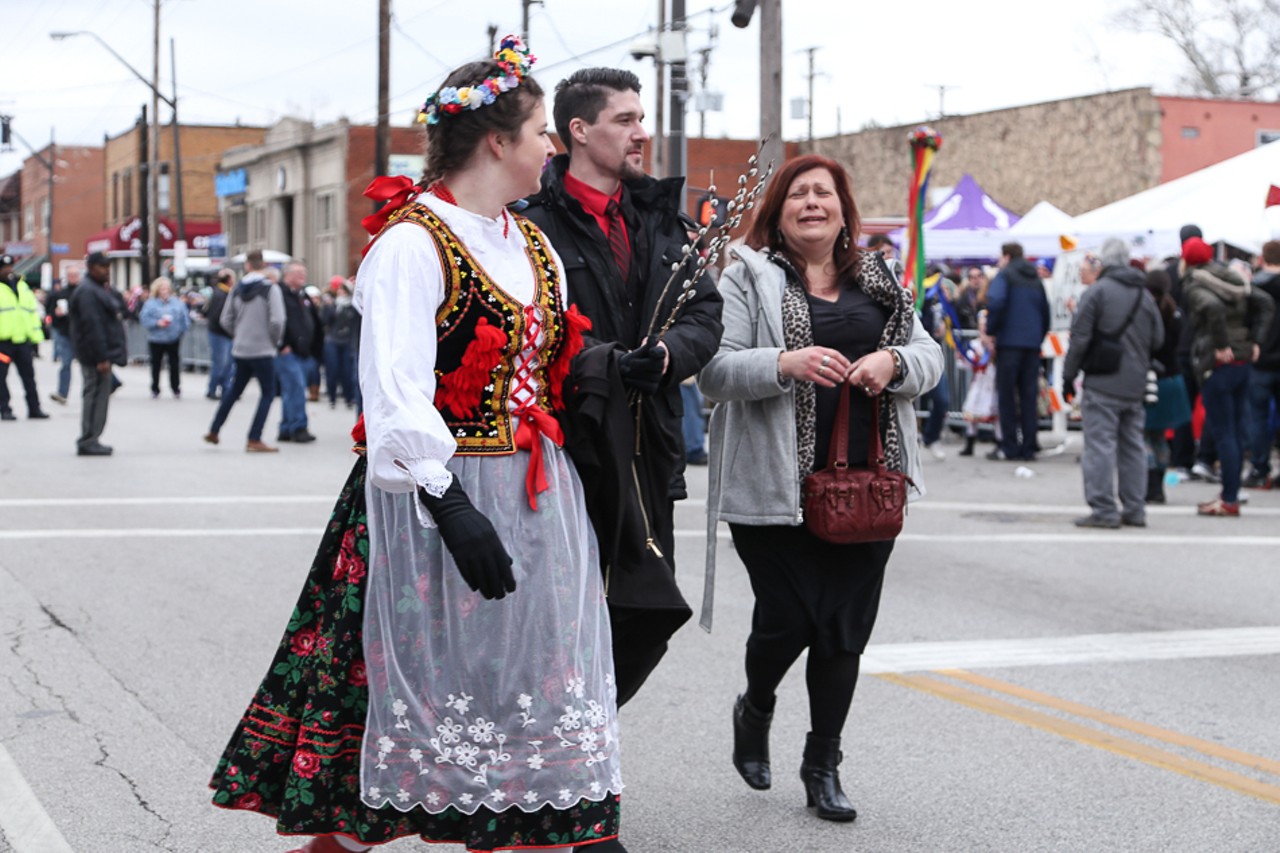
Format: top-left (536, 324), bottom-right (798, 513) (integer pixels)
top-left (802, 385), bottom-right (910, 544)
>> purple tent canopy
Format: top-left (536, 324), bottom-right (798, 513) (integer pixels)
top-left (887, 174), bottom-right (1021, 258)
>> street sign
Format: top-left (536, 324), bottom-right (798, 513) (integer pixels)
top-left (51, 242), bottom-right (69, 254)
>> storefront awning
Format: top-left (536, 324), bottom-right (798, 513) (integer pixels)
top-left (85, 217), bottom-right (223, 256)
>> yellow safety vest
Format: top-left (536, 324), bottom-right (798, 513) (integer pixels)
top-left (0, 278), bottom-right (45, 344)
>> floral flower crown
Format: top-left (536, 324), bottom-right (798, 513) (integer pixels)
top-left (417, 35), bottom-right (536, 126)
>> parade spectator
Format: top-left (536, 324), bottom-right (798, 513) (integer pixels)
top-left (918, 266), bottom-right (950, 460)
top-left (0, 254), bottom-right (50, 421)
top-left (139, 276), bottom-right (191, 399)
top-left (522, 66), bottom-right (723, 710)
top-left (1244, 240), bottom-right (1280, 487)
top-left (69, 252), bottom-right (127, 455)
top-left (1168, 225), bottom-right (1215, 475)
top-left (209, 39), bottom-right (623, 852)
top-left (319, 279), bottom-right (358, 409)
top-left (203, 250), bottom-right (285, 453)
top-left (700, 154), bottom-right (944, 825)
top-left (203, 269), bottom-right (236, 400)
top-left (866, 233), bottom-right (903, 281)
top-left (1061, 238), bottom-right (1163, 528)
top-left (47, 265), bottom-right (80, 404)
top-left (959, 311), bottom-right (999, 456)
top-left (1141, 269), bottom-right (1190, 504)
top-left (954, 266), bottom-right (985, 330)
top-left (985, 241), bottom-right (1050, 460)
top-left (275, 262), bottom-right (323, 442)
top-left (1181, 236), bottom-right (1274, 515)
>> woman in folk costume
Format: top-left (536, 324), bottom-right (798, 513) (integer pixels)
top-left (209, 38), bottom-right (623, 853)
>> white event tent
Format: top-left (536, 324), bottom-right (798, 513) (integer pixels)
top-left (1070, 141), bottom-right (1280, 257)
top-left (1006, 201), bottom-right (1077, 256)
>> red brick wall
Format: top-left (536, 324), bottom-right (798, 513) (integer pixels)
top-left (20, 144), bottom-right (104, 265)
top-left (344, 125), bottom-right (426, 273)
top-left (1156, 95), bottom-right (1280, 183)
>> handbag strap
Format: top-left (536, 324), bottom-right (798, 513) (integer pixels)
top-left (824, 383), bottom-right (884, 473)
top-left (1097, 286), bottom-right (1144, 340)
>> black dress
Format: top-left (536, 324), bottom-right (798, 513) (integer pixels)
top-left (728, 283), bottom-right (895, 663)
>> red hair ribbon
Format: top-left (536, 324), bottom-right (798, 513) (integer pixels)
top-left (360, 175), bottom-right (418, 250)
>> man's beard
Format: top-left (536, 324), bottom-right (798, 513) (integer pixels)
top-left (619, 154), bottom-right (646, 181)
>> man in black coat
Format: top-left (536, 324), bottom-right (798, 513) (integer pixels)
top-left (276, 263), bottom-right (324, 443)
top-left (522, 68), bottom-right (724, 713)
top-left (69, 252), bottom-right (128, 456)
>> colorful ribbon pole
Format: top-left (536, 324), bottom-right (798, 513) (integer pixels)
top-left (904, 126), bottom-right (943, 311)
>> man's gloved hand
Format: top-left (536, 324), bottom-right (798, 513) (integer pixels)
top-left (418, 479), bottom-right (515, 600)
top-left (1062, 374), bottom-right (1077, 405)
top-left (618, 341), bottom-right (666, 395)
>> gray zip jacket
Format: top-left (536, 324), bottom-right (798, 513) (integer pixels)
top-left (220, 273), bottom-right (286, 359)
top-left (696, 245), bottom-right (945, 630)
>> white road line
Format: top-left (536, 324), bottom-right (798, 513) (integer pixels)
top-left (0, 743), bottom-right (73, 853)
top-left (677, 498), bottom-right (1280, 517)
top-left (672, 529), bottom-right (1280, 546)
top-left (0, 495), bottom-right (331, 508)
top-left (0, 528), bottom-right (321, 540)
top-left (861, 626), bottom-right (1280, 674)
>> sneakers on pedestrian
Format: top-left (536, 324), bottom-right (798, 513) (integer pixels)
top-left (1197, 498), bottom-right (1239, 516)
top-left (1073, 514), bottom-right (1121, 529)
top-left (29, 410), bottom-right (49, 419)
top-left (985, 448), bottom-right (1008, 461)
top-left (246, 440), bottom-right (279, 453)
top-left (1190, 461), bottom-right (1220, 483)
top-left (687, 450), bottom-right (709, 465)
top-left (203, 432), bottom-right (219, 445)
top-left (1241, 469), bottom-right (1271, 489)
top-left (291, 429), bottom-right (317, 443)
top-left (926, 443), bottom-right (947, 461)
top-left (49, 392), bottom-right (67, 405)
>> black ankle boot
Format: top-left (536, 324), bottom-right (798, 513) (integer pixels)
top-left (959, 435), bottom-right (976, 456)
top-left (800, 732), bottom-right (856, 822)
top-left (1146, 467), bottom-right (1166, 504)
top-left (732, 694), bottom-right (773, 790)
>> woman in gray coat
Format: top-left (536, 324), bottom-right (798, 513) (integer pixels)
top-left (699, 154), bottom-right (944, 824)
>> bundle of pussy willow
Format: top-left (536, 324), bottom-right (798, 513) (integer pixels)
top-left (646, 144), bottom-right (775, 341)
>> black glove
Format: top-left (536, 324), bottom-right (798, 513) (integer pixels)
top-left (418, 479), bottom-right (515, 600)
top-left (1062, 375), bottom-right (1077, 404)
top-left (618, 342), bottom-right (666, 395)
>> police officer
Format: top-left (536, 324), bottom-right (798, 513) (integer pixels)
top-left (0, 254), bottom-right (50, 421)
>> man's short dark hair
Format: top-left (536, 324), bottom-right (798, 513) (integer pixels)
top-left (1001, 242), bottom-right (1024, 260)
top-left (245, 249), bottom-right (264, 270)
top-left (1263, 240), bottom-right (1280, 266)
top-left (866, 234), bottom-right (891, 250)
top-left (553, 68), bottom-right (641, 153)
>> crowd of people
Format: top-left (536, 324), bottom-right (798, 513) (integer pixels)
top-left (3, 34), bottom-right (1277, 853)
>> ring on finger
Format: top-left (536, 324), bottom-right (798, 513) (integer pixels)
top-left (821, 355), bottom-right (831, 367)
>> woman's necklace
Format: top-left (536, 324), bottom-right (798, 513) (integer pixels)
top-left (429, 182), bottom-right (510, 239)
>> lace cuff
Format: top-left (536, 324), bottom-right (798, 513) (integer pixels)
top-left (393, 457), bottom-right (453, 528)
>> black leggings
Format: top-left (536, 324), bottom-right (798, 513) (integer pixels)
top-left (746, 646), bottom-right (862, 738)
top-left (149, 340), bottom-right (182, 394)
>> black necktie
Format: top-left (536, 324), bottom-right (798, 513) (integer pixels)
top-left (606, 200), bottom-right (631, 281)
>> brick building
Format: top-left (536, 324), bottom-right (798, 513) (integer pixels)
top-left (94, 120), bottom-right (266, 288)
top-left (8, 144), bottom-right (104, 283)
top-left (810, 88), bottom-right (1280, 220)
top-left (0, 173), bottom-right (21, 254)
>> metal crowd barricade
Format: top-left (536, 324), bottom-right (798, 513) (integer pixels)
top-left (124, 316), bottom-right (213, 372)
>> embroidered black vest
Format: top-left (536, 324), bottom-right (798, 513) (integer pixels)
top-left (380, 203), bottom-right (576, 455)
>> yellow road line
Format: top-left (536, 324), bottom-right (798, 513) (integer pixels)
top-left (943, 669), bottom-right (1280, 778)
top-left (878, 672), bottom-right (1280, 805)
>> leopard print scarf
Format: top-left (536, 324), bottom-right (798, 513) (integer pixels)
top-left (775, 249), bottom-right (914, 477)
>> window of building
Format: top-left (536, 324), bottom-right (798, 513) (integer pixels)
top-left (39, 198), bottom-right (50, 234)
top-left (252, 206), bottom-right (266, 242)
top-left (158, 163), bottom-right (171, 213)
top-left (1180, 126), bottom-right (1200, 139)
top-left (123, 169), bottom-right (134, 218)
top-left (112, 172), bottom-right (119, 221)
top-left (23, 204), bottom-right (34, 239)
top-left (229, 209), bottom-right (248, 248)
top-left (317, 193), bottom-right (335, 233)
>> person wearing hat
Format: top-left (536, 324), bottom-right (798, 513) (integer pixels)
top-left (1180, 236), bottom-right (1275, 515)
top-left (69, 252), bottom-right (128, 455)
top-left (0, 254), bottom-right (51, 421)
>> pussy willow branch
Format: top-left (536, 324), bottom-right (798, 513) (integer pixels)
top-left (643, 141), bottom-right (775, 342)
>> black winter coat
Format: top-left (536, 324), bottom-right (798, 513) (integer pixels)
top-left (523, 155), bottom-right (724, 503)
top-left (281, 286), bottom-right (324, 361)
top-left (69, 278), bottom-right (127, 366)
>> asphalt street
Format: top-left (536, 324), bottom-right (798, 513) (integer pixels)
top-left (2, 354), bottom-right (1279, 852)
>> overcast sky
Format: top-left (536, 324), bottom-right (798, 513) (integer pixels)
top-left (2, 0), bottom-right (1183, 179)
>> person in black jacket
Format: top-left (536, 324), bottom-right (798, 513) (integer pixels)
top-left (522, 67), bottom-right (724, 714)
top-left (985, 241), bottom-right (1051, 461)
top-left (276, 263), bottom-right (324, 443)
top-left (204, 268), bottom-right (236, 400)
top-left (69, 252), bottom-right (127, 456)
top-left (47, 266), bottom-right (79, 404)
top-left (1245, 240), bottom-right (1280, 486)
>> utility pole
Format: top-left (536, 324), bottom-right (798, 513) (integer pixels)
top-left (759, 0), bottom-right (782, 170)
top-left (654, 0), bottom-right (666, 179)
top-left (521, 0), bottom-right (543, 47)
top-left (138, 105), bottom-right (151, 286)
top-left (695, 29), bottom-right (716, 138)
top-left (926, 83), bottom-right (955, 119)
top-left (668, 0), bottom-right (688, 188)
top-left (376, 0), bottom-right (391, 179)
top-left (149, 0), bottom-right (160, 281)
top-left (170, 38), bottom-right (185, 245)
top-left (802, 46), bottom-right (818, 142)
top-left (488, 24), bottom-right (498, 55)
top-left (46, 128), bottom-right (55, 265)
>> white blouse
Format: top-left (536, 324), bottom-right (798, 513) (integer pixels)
top-left (353, 192), bottom-right (562, 499)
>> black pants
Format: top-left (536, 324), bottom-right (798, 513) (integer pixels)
top-left (0, 340), bottom-right (40, 417)
top-left (149, 340), bottom-right (182, 395)
top-left (996, 346), bottom-right (1041, 459)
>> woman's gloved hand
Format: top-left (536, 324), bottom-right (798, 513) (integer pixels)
top-left (418, 479), bottom-right (516, 599)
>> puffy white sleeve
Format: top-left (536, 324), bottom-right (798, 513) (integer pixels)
top-left (354, 222), bottom-right (457, 502)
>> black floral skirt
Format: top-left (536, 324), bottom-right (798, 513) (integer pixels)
top-left (210, 456), bottom-right (621, 851)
